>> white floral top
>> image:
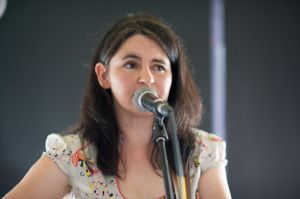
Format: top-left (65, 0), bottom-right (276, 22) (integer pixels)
top-left (43, 129), bottom-right (227, 199)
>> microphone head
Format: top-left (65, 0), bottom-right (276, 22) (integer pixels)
top-left (133, 87), bottom-right (158, 112)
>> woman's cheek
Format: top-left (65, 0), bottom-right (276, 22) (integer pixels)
top-left (158, 75), bottom-right (172, 100)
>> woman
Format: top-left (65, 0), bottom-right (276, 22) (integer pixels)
top-left (4, 13), bottom-right (231, 199)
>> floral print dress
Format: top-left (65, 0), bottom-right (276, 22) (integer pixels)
top-left (44, 129), bottom-right (227, 199)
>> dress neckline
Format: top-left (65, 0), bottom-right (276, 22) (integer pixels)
top-left (115, 175), bottom-right (166, 199)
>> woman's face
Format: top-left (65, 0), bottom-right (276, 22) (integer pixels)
top-left (96, 34), bottom-right (172, 117)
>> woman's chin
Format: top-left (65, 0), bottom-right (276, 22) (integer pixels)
top-left (133, 110), bottom-right (154, 117)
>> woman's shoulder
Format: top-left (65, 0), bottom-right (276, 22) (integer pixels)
top-left (45, 133), bottom-right (82, 153)
top-left (43, 133), bottom-right (120, 198)
top-left (44, 134), bottom-right (78, 172)
top-left (44, 133), bottom-right (97, 163)
top-left (190, 128), bottom-right (228, 172)
top-left (191, 128), bottom-right (225, 145)
top-left (187, 129), bottom-right (228, 194)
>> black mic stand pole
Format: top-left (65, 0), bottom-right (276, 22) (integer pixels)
top-left (153, 116), bottom-right (175, 199)
top-left (169, 113), bottom-right (187, 199)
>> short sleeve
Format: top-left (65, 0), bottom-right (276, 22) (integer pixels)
top-left (188, 129), bottom-right (228, 196)
top-left (193, 129), bottom-right (228, 173)
top-left (43, 133), bottom-right (78, 177)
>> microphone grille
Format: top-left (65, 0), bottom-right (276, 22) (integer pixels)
top-left (133, 87), bottom-right (158, 112)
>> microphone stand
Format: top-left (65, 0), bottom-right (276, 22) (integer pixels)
top-left (169, 113), bottom-right (187, 199)
top-left (153, 113), bottom-right (188, 199)
top-left (153, 116), bottom-right (175, 199)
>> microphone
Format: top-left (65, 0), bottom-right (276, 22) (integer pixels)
top-left (133, 87), bottom-right (174, 117)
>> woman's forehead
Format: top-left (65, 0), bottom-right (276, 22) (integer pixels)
top-left (112, 34), bottom-right (170, 63)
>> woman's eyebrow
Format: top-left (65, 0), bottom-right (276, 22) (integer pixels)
top-left (152, 58), bottom-right (167, 65)
top-left (122, 53), bottom-right (141, 60)
top-left (122, 53), bottom-right (167, 65)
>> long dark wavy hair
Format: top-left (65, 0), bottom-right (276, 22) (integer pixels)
top-left (72, 12), bottom-right (202, 177)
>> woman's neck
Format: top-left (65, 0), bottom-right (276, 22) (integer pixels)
top-left (118, 113), bottom-right (155, 147)
top-left (114, 105), bottom-right (161, 180)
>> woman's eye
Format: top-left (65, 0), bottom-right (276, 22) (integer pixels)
top-left (124, 63), bottom-right (137, 69)
top-left (154, 65), bottom-right (166, 71)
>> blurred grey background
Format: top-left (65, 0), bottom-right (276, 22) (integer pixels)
top-left (1, 0), bottom-right (299, 198)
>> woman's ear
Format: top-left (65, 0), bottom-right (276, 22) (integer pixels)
top-left (95, 63), bottom-right (111, 89)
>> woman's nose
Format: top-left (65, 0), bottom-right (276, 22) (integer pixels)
top-left (138, 68), bottom-right (155, 85)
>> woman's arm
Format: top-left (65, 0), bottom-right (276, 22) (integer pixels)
top-left (3, 155), bottom-right (70, 199)
top-left (198, 167), bottom-right (232, 199)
